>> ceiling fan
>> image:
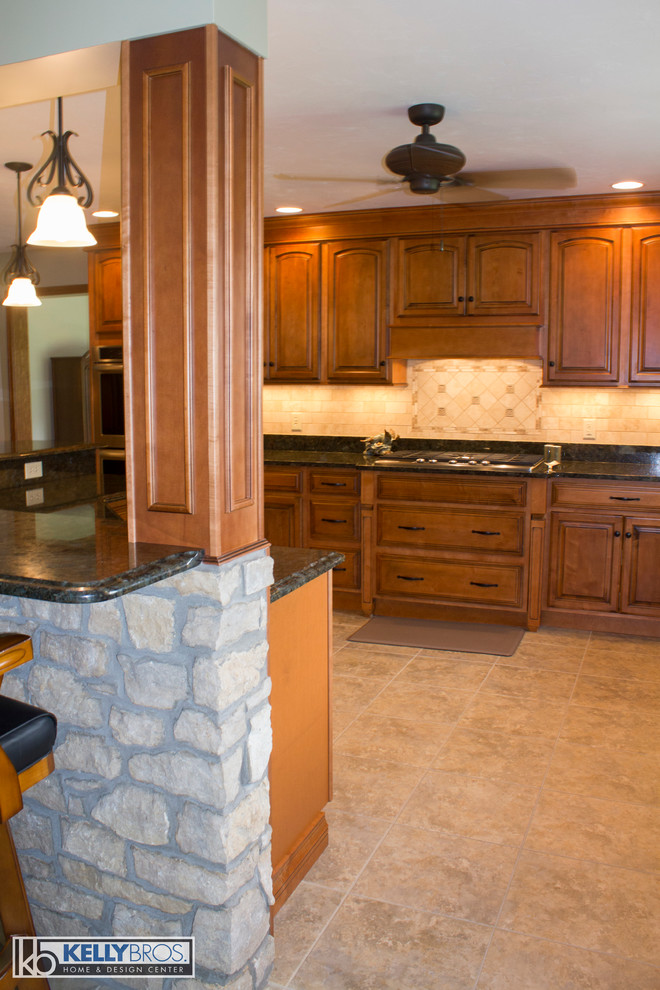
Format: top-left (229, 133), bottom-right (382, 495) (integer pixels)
top-left (275, 103), bottom-right (576, 207)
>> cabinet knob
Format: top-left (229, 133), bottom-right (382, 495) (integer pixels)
top-left (379, 360), bottom-right (386, 367)
top-left (458, 296), bottom-right (464, 302)
top-left (614, 531), bottom-right (621, 537)
top-left (468, 295), bottom-right (474, 302)
top-left (625, 531), bottom-right (632, 538)
top-left (269, 361), bottom-right (275, 367)
top-left (548, 361), bottom-right (555, 367)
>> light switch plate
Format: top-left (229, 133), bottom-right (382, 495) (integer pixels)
top-left (583, 418), bottom-right (597, 440)
top-left (25, 488), bottom-right (44, 506)
top-left (291, 413), bottom-right (302, 432)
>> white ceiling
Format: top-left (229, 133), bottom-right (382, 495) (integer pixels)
top-left (1, 0), bottom-right (660, 255)
top-left (263, 0), bottom-right (660, 215)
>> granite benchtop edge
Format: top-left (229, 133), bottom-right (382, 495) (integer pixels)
top-left (270, 546), bottom-right (345, 604)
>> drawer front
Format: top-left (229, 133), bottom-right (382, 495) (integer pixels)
top-left (377, 505), bottom-right (524, 554)
top-left (376, 554), bottom-right (524, 607)
top-left (309, 499), bottom-right (360, 543)
top-left (376, 473), bottom-right (527, 507)
top-left (314, 548), bottom-right (361, 590)
top-left (551, 480), bottom-right (660, 512)
top-left (310, 469), bottom-right (360, 496)
top-left (264, 467), bottom-right (304, 493)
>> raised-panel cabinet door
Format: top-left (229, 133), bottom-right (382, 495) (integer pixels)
top-left (264, 495), bottom-right (303, 547)
top-left (547, 228), bottom-right (622, 383)
top-left (620, 517), bottom-right (660, 616)
top-left (547, 512), bottom-right (622, 610)
top-left (629, 228), bottom-right (660, 384)
top-left (325, 239), bottom-right (390, 382)
top-left (267, 243), bottom-right (321, 381)
top-left (393, 236), bottom-right (466, 319)
top-left (467, 233), bottom-right (540, 316)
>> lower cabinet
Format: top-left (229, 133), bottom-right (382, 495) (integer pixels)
top-left (544, 481), bottom-right (660, 628)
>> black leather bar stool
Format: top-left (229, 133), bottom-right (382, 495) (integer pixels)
top-left (0, 634), bottom-right (56, 990)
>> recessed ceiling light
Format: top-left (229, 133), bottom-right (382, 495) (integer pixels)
top-left (275, 206), bottom-right (303, 214)
top-left (92, 210), bottom-right (119, 218)
top-left (611, 180), bottom-right (644, 190)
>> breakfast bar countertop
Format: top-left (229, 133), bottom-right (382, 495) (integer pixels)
top-left (0, 500), bottom-right (203, 604)
top-left (270, 545), bottom-right (344, 603)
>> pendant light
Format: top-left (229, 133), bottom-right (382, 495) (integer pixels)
top-left (26, 97), bottom-right (96, 248)
top-left (2, 162), bottom-right (41, 307)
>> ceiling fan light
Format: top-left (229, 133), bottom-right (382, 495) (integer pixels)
top-left (27, 191), bottom-right (97, 248)
top-left (3, 277), bottom-right (42, 307)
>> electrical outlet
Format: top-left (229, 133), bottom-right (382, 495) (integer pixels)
top-left (25, 488), bottom-right (44, 506)
top-left (24, 461), bottom-right (43, 479)
top-left (583, 418), bottom-right (597, 440)
top-left (291, 413), bottom-right (302, 432)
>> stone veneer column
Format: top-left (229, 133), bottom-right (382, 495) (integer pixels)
top-left (0, 549), bottom-right (274, 990)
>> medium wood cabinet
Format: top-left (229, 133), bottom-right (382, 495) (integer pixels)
top-left (392, 232), bottom-right (541, 322)
top-left (266, 243), bottom-right (321, 381)
top-left (264, 237), bottom-right (405, 384)
top-left (629, 227), bottom-right (660, 383)
top-left (87, 223), bottom-right (122, 347)
top-left (546, 227), bottom-right (622, 384)
top-left (545, 481), bottom-right (660, 625)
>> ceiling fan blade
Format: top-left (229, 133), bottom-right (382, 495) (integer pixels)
top-left (438, 184), bottom-right (509, 202)
top-left (459, 167), bottom-right (577, 190)
top-left (274, 172), bottom-right (400, 186)
top-left (326, 187), bottom-right (401, 207)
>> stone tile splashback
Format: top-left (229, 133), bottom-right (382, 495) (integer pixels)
top-left (0, 550), bottom-right (275, 990)
top-left (262, 359), bottom-right (660, 445)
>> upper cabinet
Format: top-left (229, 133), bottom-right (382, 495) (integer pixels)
top-left (265, 237), bottom-right (406, 385)
top-left (546, 225), bottom-right (660, 387)
top-left (86, 222), bottom-right (122, 347)
top-left (392, 232), bottom-right (541, 322)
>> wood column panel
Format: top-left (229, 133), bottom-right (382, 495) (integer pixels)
top-left (123, 26), bottom-right (264, 559)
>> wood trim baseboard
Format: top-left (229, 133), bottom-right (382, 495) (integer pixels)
top-left (271, 812), bottom-right (329, 920)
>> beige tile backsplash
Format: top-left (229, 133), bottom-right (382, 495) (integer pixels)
top-left (263, 359), bottom-right (660, 445)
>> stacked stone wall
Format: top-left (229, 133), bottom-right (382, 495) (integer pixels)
top-left (1, 549), bottom-right (274, 990)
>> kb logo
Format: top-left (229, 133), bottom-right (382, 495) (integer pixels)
top-left (13, 936), bottom-right (194, 978)
top-left (13, 939), bottom-right (58, 977)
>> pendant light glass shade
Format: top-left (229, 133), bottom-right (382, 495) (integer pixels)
top-left (27, 191), bottom-right (97, 248)
top-left (3, 277), bottom-right (42, 307)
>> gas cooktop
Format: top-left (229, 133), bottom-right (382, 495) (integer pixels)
top-left (373, 449), bottom-right (544, 472)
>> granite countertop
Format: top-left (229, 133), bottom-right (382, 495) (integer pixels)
top-left (270, 546), bottom-right (345, 603)
top-left (264, 437), bottom-right (660, 482)
top-left (0, 500), bottom-right (203, 603)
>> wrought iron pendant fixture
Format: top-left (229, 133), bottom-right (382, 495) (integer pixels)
top-left (27, 96), bottom-right (97, 248)
top-left (3, 161), bottom-right (41, 307)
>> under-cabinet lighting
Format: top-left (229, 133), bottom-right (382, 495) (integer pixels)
top-left (611, 180), bottom-right (644, 190)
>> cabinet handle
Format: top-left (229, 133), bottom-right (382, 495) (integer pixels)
top-left (321, 517), bottom-right (347, 524)
top-left (609, 496), bottom-right (641, 501)
top-left (396, 574), bottom-right (425, 581)
top-left (472, 529), bottom-right (500, 536)
top-left (625, 532), bottom-right (632, 538)
top-left (470, 581), bottom-right (499, 587)
top-left (333, 566), bottom-right (347, 571)
top-left (321, 481), bottom-right (347, 487)
top-left (614, 531), bottom-right (621, 537)
top-left (458, 295), bottom-right (464, 302)
top-left (548, 360), bottom-right (555, 367)
top-left (468, 295), bottom-right (474, 302)
top-left (379, 360), bottom-right (386, 366)
top-left (398, 525), bottom-right (426, 531)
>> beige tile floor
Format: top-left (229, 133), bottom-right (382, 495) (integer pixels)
top-left (268, 614), bottom-right (660, 990)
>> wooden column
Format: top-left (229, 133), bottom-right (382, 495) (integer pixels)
top-left (5, 307), bottom-right (32, 449)
top-left (122, 26), bottom-right (264, 560)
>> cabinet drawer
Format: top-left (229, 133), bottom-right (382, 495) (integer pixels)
top-left (264, 467), bottom-right (304, 493)
top-left (376, 473), bottom-right (527, 507)
top-left (551, 481), bottom-right (660, 512)
top-left (309, 469), bottom-right (360, 496)
top-left (309, 499), bottom-right (360, 543)
top-left (313, 548), bottom-right (361, 590)
top-left (376, 554), bottom-right (524, 607)
top-left (377, 505), bottom-right (524, 554)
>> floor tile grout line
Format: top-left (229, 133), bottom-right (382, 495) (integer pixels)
top-left (469, 629), bottom-right (594, 988)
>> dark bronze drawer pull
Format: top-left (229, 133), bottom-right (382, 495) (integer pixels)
top-left (609, 496), bottom-right (641, 501)
top-left (396, 574), bottom-right (425, 581)
top-left (321, 517), bottom-right (347, 523)
top-left (333, 566), bottom-right (347, 571)
top-left (321, 481), bottom-right (347, 486)
top-left (472, 529), bottom-right (500, 535)
top-left (470, 581), bottom-right (499, 587)
top-left (398, 525), bottom-right (426, 531)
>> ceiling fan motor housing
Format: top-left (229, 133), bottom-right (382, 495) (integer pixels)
top-left (385, 103), bottom-right (467, 191)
